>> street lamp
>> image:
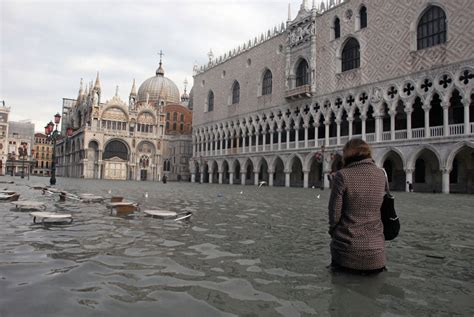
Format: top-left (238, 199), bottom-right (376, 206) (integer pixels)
top-left (45, 113), bottom-right (63, 185)
top-left (18, 142), bottom-right (28, 179)
top-left (314, 145), bottom-right (337, 190)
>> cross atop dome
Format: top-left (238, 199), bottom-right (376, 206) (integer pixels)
top-left (156, 50), bottom-right (165, 76)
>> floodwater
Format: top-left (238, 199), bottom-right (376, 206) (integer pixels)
top-left (0, 176), bottom-right (473, 317)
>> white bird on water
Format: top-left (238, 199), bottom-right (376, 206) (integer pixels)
top-left (240, 191), bottom-right (243, 195)
top-left (108, 189), bottom-right (112, 194)
top-left (144, 192), bottom-right (148, 198)
top-left (258, 181), bottom-right (267, 188)
top-left (317, 194), bottom-right (321, 199)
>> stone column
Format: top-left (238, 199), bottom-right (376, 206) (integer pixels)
top-left (406, 110), bottom-right (412, 139)
top-left (242, 134), bottom-right (246, 154)
top-left (254, 172), bottom-right (259, 186)
top-left (209, 171), bottom-right (213, 184)
top-left (325, 122), bottom-right (330, 146)
top-left (278, 129), bottom-right (282, 151)
top-left (361, 115), bottom-right (367, 140)
top-left (390, 110), bottom-right (396, 140)
top-left (443, 102), bottom-right (449, 136)
top-left (241, 172), bottom-right (246, 185)
top-left (286, 128), bottom-right (290, 149)
top-left (220, 139), bottom-right (223, 156)
top-left (225, 138), bottom-right (229, 155)
top-left (348, 118), bottom-right (353, 139)
top-left (424, 105), bottom-right (430, 138)
top-left (200, 172), bottom-right (204, 184)
top-left (262, 133), bottom-right (266, 152)
top-left (304, 124), bottom-right (309, 148)
top-left (218, 171), bottom-right (223, 184)
top-left (270, 131), bottom-right (274, 151)
top-left (405, 169), bottom-right (413, 192)
top-left (442, 169), bottom-right (450, 194)
top-left (285, 172), bottom-right (291, 188)
top-left (464, 104), bottom-right (470, 135)
top-left (303, 170), bottom-right (309, 189)
top-left (191, 173), bottom-right (196, 183)
top-left (255, 132), bottom-right (259, 153)
top-left (295, 125), bottom-right (299, 149)
top-left (268, 171), bottom-right (274, 187)
top-left (375, 115), bottom-right (382, 142)
top-left (336, 119), bottom-right (341, 145)
top-left (229, 172), bottom-right (234, 185)
top-left (314, 125), bottom-right (319, 147)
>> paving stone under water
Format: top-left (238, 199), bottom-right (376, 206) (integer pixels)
top-left (0, 176), bottom-right (473, 316)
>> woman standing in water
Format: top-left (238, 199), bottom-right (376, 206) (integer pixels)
top-left (328, 139), bottom-right (386, 274)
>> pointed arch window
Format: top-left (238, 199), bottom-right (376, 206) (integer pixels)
top-left (296, 59), bottom-right (309, 87)
top-left (342, 38), bottom-right (360, 72)
top-left (207, 91), bottom-right (214, 112)
top-left (262, 69), bottom-right (273, 95)
top-left (232, 81), bottom-right (240, 104)
top-left (360, 6), bottom-right (367, 29)
top-left (334, 17), bottom-right (341, 39)
top-left (417, 6), bottom-right (447, 50)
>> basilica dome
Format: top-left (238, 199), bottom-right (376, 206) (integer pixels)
top-left (137, 63), bottom-right (180, 104)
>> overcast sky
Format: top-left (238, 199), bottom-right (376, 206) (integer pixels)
top-left (1, 0), bottom-right (309, 132)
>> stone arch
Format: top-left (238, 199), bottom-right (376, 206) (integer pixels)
top-left (273, 156), bottom-right (285, 187)
top-left (194, 161), bottom-right (201, 183)
top-left (379, 148), bottom-right (406, 191)
top-left (410, 146), bottom-right (443, 193)
top-left (221, 160), bottom-right (230, 184)
top-left (409, 1), bottom-right (449, 51)
top-left (232, 159), bottom-right (241, 184)
top-left (103, 139), bottom-right (130, 180)
top-left (288, 155), bottom-right (304, 187)
top-left (242, 158), bottom-right (254, 185)
top-left (87, 140), bottom-right (100, 179)
top-left (258, 157), bottom-right (269, 184)
top-left (307, 153), bottom-right (323, 188)
top-left (210, 160), bottom-right (218, 184)
top-left (445, 142), bottom-right (474, 194)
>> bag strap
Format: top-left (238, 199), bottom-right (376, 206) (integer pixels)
top-left (381, 168), bottom-right (391, 195)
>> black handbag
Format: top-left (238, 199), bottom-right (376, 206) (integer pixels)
top-left (381, 170), bottom-right (400, 240)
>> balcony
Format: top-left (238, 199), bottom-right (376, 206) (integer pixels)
top-left (285, 85), bottom-right (312, 100)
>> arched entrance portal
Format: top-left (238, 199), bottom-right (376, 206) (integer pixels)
top-left (274, 157), bottom-right (285, 187)
top-left (244, 159), bottom-right (254, 185)
top-left (103, 140), bottom-right (129, 180)
top-left (222, 161), bottom-right (230, 184)
top-left (259, 159), bottom-right (269, 184)
top-left (87, 141), bottom-right (99, 179)
top-left (382, 151), bottom-right (405, 191)
top-left (449, 146), bottom-right (474, 194)
top-left (308, 157), bottom-right (323, 188)
top-left (211, 161), bottom-right (218, 184)
top-left (233, 160), bottom-right (241, 185)
top-left (203, 163), bottom-right (209, 183)
top-left (290, 156), bottom-right (303, 187)
top-left (194, 162), bottom-right (201, 183)
top-left (413, 149), bottom-right (442, 193)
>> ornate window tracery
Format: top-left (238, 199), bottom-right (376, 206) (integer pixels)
top-left (417, 6), bottom-right (446, 50)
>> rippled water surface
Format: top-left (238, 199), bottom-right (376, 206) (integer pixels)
top-left (0, 176), bottom-right (473, 316)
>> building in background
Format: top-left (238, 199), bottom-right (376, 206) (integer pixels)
top-left (191, 0), bottom-right (474, 193)
top-left (0, 101), bottom-right (10, 175)
top-left (56, 56), bottom-right (193, 181)
top-left (6, 120), bottom-right (35, 176)
top-left (162, 82), bottom-right (193, 181)
top-left (32, 133), bottom-right (53, 176)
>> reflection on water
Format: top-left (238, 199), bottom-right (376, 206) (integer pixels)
top-left (0, 176), bottom-right (473, 316)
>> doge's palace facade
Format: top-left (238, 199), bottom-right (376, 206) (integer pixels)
top-left (191, 0), bottom-right (474, 193)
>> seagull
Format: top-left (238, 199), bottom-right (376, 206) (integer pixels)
top-left (258, 181), bottom-right (267, 188)
top-left (108, 189), bottom-right (112, 194)
top-left (144, 192), bottom-right (148, 198)
top-left (312, 186), bottom-right (315, 189)
top-left (317, 194), bottom-right (321, 199)
top-left (240, 191), bottom-right (243, 195)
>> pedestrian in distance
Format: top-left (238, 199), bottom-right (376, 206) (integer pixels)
top-left (328, 139), bottom-right (387, 275)
top-left (406, 181), bottom-right (414, 192)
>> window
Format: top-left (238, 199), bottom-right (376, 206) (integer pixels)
top-left (417, 6), bottom-right (446, 50)
top-left (262, 69), bottom-right (273, 95)
top-left (334, 17), bottom-right (340, 39)
top-left (173, 112), bottom-right (178, 121)
top-left (208, 91), bottom-right (214, 112)
top-left (342, 38), bottom-right (360, 72)
top-left (296, 59), bottom-right (309, 87)
top-left (360, 6), bottom-right (367, 29)
top-left (232, 81), bottom-right (240, 104)
top-left (180, 113), bottom-right (184, 122)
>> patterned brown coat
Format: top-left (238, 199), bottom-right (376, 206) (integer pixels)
top-left (328, 159), bottom-right (386, 270)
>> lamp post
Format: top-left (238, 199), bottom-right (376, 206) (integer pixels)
top-left (314, 145), bottom-right (337, 190)
top-left (45, 113), bottom-right (62, 185)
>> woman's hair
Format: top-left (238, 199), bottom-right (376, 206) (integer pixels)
top-left (342, 139), bottom-right (372, 167)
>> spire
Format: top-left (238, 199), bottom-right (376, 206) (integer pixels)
top-left (207, 49), bottom-right (214, 64)
top-left (130, 79), bottom-right (137, 95)
top-left (78, 78), bottom-right (84, 96)
top-left (313, 0), bottom-right (317, 9)
top-left (287, 2), bottom-right (291, 21)
top-left (183, 77), bottom-right (188, 94)
top-left (301, 0), bottom-right (308, 10)
top-left (94, 72), bottom-right (101, 90)
top-left (156, 50), bottom-right (165, 76)
top-left (115, 85), bottom-right (119, 97)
